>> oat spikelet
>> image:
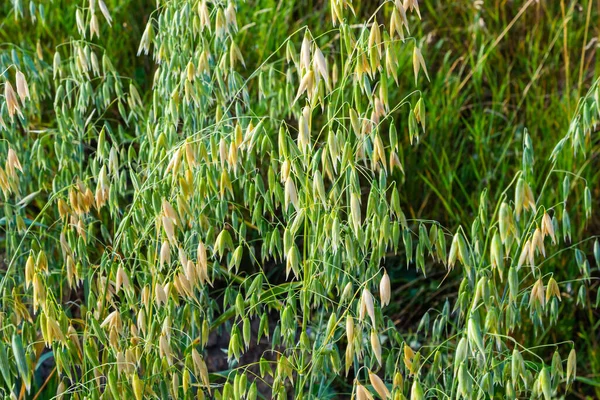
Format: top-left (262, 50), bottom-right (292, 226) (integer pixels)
top-left (356, 383), bottom-right (374, 400)
top-left (192, 349), bottom-right (211, 393)
top-left (294, 70), bottom-right (315, 104)
top-left (4, 81), bottom-right (21, 120)
top-left (546, 277), bottom-right (561, 301)
top-left (155, 282), bottom-right (167, 306)
top-left (313, 45), bottom-right (330, 91)
top-left (530, 278), bottom-right (546, 308)
top-left (517, 239), bottom-right (530, 269)
top-left (116, 265), bottom-right (130, 293)
top-left (197, 240), bottom-right (208, 283)
top-left (95, 165), bottom-right (109, 209)
top-left (350, 192), bottom-right (361, 234)
top-left (532, 227), bottom-right (545, 257)
top-left (25, 253), bottom-right (35, 289)
top-left (369, 370), bottom-right (391, 399)
top-left (298, 114), bottom-right (311, 154)
top-left (160, 240), bottom-right (171, 269)
top-left (380, 270), bottom-right (391, 307)
top-left (198, 1), bottom-right (211, 32)
top-left (360, 288), bottom-right (376, 327)
top-left (15, 71), bottom-right (30, 104)
top-left (541, 212), bottom-right (556, 245)
top-left (90, 14), bottom-right (100, 38)
top-left (370, 329), bottom-right (382, 366)
top-left (284, 176), bottom-right (298, 211)
top-left (138, 23), bottom-right (153, 56)
top-left (346, 315), bottom-right (354, 343)
top-left (101, 310), bottom-right (122, 330)
top-left (162, 215), bottom-right (176, 243)
top-left (98, 0), bottom-right (112, 26)
top-left (225, 2), bottom-right (238, 32)
top-left (300, 34), bottom-right (311, 72)
top-left (7, 148), bottom-right (23, 175)
top-left (412, 45), bottom-right (429, 84)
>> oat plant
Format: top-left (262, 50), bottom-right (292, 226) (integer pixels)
top-left (0, 0), bottom-right (598, 399)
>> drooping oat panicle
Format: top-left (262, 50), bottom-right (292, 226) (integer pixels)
top-left (1, 0), bottom-right (594, 398)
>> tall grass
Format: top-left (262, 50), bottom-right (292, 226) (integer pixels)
top-left (0, 0), bottom-right (598, 399)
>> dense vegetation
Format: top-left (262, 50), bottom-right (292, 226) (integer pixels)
top-left (0, 0), bottom-right (598, 398)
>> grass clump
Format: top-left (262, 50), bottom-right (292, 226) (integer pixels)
top-left (0, 0), bottom-right (599, 399)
